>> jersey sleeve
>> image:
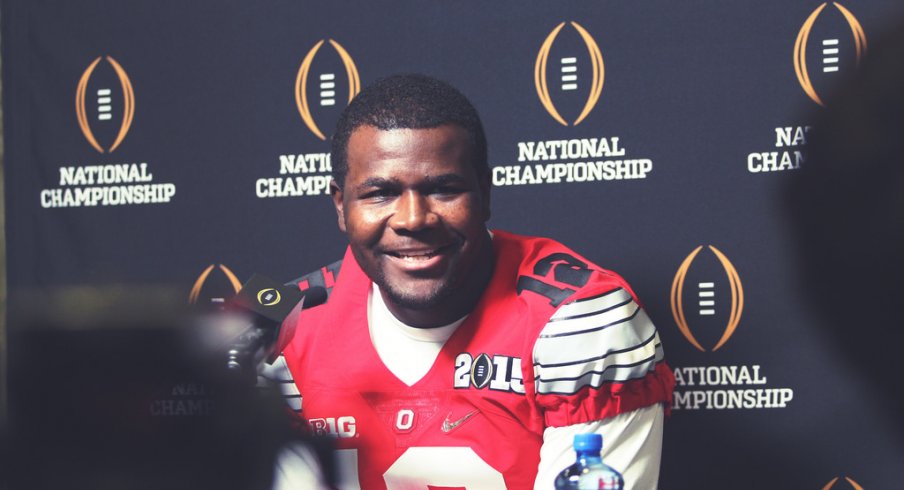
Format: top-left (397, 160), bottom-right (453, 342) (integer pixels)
top-left (531, 284), bottom-right (675, 427)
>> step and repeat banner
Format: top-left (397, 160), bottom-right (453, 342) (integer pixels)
top-left (3, 1), bottom-right (904, 488)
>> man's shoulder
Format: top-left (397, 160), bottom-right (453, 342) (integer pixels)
top-left (492, 229), bottom-right (635, 308)
top-left (492, 229), bottom-right (618, 271)
top-left (279, 257), bottom-right (350, 358)
top-left (285, 259), bottom-right (344, 299)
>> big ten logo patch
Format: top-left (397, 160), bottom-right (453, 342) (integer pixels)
top-left (535, 21), bottom-right (604, 126)
top-left (189, 263), bottom-right (242, 307)
top-left (295, 38), bottom-right (360, 140)
top-left (307, 416), bottom-right (357, 438)
top-left (671, 245), bottom-right (743, 352)
top-left (77, 56), bottom-right (135, 153)
top-left (454, 353), bottom-right (525, 394)
top-left (794, 2), bottom-right (866, 107)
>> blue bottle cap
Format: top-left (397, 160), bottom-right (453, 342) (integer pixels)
top-left (573, 433), bottom-right (602, 451)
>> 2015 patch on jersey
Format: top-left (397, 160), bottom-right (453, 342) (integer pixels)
top-left (454, 352), bottom-right (525, 394)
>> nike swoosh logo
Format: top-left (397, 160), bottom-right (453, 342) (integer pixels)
top-left (441, 410), bottom-right (479, 433)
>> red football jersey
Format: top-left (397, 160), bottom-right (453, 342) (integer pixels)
top-left (279, 230), bottom-right (674, 489)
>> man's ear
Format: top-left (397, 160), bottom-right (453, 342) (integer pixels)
top-left (330, 180), bottom-right (347, 233)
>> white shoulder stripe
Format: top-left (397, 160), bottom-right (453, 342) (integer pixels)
top-left (280, 386), bottom-right (303, 411)
top-left (259, 354), bottom-right (294, 382)
top-left (550, 288), bottom-right (632, 321)
top-left (535, 300), bottom-right (666, 396)
top-left (534, 307), bottom-right (657, 367)
top-left (535, 336), bottom-right (665, 395)
top-left (541, 301), bottom-right (639, 339)
top-left (537, 339), bottom-right (663, 386)
top-left (258, 354), bottom-right (303, 411)
top-left (540, 341), bottom-right (663, 383)
top-left (536, 350), bottom-right (664, 395)
top-left (536, 329), bottom-right (659, 368)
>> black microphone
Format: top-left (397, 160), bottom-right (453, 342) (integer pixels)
top-left (223, 274), bottom-right (327, 378)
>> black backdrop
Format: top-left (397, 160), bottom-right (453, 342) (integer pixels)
top-left (3, 1), bottom-right (904, 488)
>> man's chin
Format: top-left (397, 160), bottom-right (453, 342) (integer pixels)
top-left (381, 283), bottom-right (448, 311)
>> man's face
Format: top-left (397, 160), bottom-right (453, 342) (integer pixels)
top-left (332, 124), bottom-right (491, 324)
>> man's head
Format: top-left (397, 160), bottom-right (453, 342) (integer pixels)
top-left (330, 74), bottom-right (489, 189)
top-left (329, 75), bottom-right (493, 328)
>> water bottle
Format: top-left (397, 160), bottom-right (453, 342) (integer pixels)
top-left (553, 433), bottom-right (624, 490)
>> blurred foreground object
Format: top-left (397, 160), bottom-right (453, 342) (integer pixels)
top-left (0, 286), bottom-right (330, 490)
top-left (786, 21), bottom-right (904, 428)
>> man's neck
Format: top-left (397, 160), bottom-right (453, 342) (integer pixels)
top-left (382, 232), bottom-right (495, 328)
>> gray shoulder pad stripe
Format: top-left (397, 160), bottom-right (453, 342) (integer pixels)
top-left (534, 329), bottom-right (659, 368)
top-left (535, 357), bottom-right (666, 396)
top-left (550, 288), bottom-right (631, 321)
top-left (548, 297), bottom-right (634, 323)
top-left (539, 305), bottom-right (640, 339)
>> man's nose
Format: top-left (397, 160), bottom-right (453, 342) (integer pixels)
top-left (389, 191), bottom-right (437, 231)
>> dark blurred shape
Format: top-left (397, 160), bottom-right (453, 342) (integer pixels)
top-left (786, 21), bottom-right (904, 426)
top-left (222, 274), bottom-right (327, 381)
top-left (0, 288), bottom-right (329, 490)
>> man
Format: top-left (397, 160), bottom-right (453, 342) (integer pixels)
top-left (270, 74), bottom-right (674, 489)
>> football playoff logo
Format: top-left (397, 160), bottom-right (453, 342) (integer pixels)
top-left (670, 245), bottom-right (744, 352)
top-left (189, 264), bottom-right (242, 305)
top-left (256, 288), bottom-right (281, 307)
top-left (794, 2), bottom-right (867, 106)
top-left (295, 39), bottom-right (361, 140)
top-left (822, 476), bottom-right (864, 490)
top-left (76, 56), bottom-right (135, 153)
top-left (534, 21), bottom-right (604, 126)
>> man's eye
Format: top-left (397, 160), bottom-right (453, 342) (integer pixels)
top-left (361, 189), bottom-right (395, 200)
top-left (432, 186), bottom-right (465, 196)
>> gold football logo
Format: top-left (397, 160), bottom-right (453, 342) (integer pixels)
top-left (794, 2), bottom-right (867, 106)
top-left (76, 56), bottom-right (135, 153)
top-left (670, 245), bottom-right (744, 352)
top-left (822, 476), bottom-right (864, 490)
top-left (534, 21), bottom-right (604, 126)
top-left (189, 264), bottom-right (242, 304)
top-left (295, 39), bottom-right (361, 140)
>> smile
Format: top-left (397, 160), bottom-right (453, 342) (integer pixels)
top-left (386, 248), bottom-right (444, 260)
top-left (382, 245), bottom-right (456, 271)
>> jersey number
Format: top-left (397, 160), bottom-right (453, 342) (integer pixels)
top-left (336, 447), bottom-right (505, 489)
top-left (516, 252), bottom-right (591, 306)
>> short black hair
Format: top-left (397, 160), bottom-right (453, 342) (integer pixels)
top-left (330, 74), bottom-right (488, 188)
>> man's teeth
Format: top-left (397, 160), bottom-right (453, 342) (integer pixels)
top-left (395, 251), bottom-right (437, 259)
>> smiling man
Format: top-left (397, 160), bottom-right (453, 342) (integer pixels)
top-left (271, 75), bottom-right (674, 489)
top-left (337, 123), bottom-right (493, 328)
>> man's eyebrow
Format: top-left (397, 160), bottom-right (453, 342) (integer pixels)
top-left (354, 174), bottom-right (469, 191)
top-left (425, 174), bottom-right (469, 186)
top-left (355, 177), bottom-right (398, 191)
